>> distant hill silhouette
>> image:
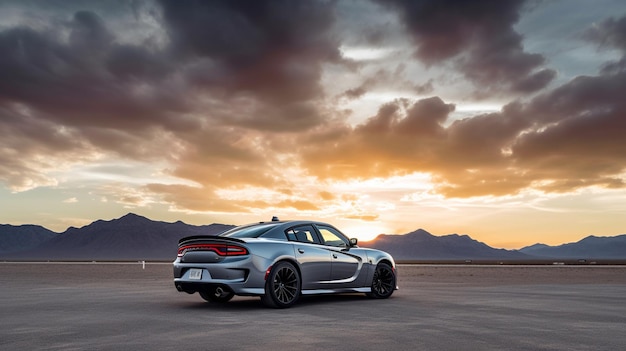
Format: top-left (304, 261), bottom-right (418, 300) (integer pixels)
top-left (0, 224), bottom-right (58, 254)
top-left (361, 229), bottom-right (530, 260)
top-left (519, 235), bottom-right (626, 259)
top-left (1, 214), bottom-right (625, 261)
top-left (1, 213), bottom-right (233, 260)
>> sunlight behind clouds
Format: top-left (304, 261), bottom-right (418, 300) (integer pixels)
top-left (340, 46), bottom-right (396, 61)
top-left (1, 0), bottom-right (625, 248)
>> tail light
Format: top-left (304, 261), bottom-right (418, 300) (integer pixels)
top-left (177, 243), bottom-right (248, 257)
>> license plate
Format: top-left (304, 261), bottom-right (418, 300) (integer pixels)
top-left (188, 269), bottom-right (203, 280)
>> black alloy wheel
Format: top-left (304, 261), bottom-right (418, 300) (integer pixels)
top-left (368, 262), bottom-right (396, 299)
top-left (261, 261), bottom-right (301, 308)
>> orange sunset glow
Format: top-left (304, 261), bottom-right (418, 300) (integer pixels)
top-left (1, 0), bottom-right (625, 249)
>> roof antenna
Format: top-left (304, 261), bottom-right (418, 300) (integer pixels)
top-left (271, 216), bottom-right (280, 222)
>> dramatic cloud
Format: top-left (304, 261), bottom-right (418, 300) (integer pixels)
top-left (585, 16), bottom-right (626, 74)
top-left (0, 13), bottom-right (188, 131)
top-left (0, 0), bottom-right (343, 192)
top-left (300, 68), bottom-right (626, 197)
top-left (340, 67), bottom-right (434, 101)
top-left (375, 0), bottom-right (556, 95)
top-left (1, 1), bottom-right (624, 246)
top-left (513, 72), bottom-right (626, 190)
top-left (159, 0), bottom-right (341, 104)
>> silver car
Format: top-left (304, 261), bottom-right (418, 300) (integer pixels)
top-left (173, 218), bottom-right (397, 308)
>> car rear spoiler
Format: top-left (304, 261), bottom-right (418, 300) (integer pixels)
top-left (178, 235), bottom-right (246, 246)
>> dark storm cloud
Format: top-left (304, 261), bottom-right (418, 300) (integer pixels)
top-left (0, 7), bottom-right (197, 190)
top-left (0, 0), bottom-right (343, 193)
top-left (151, 0), bottom-right (344, 136)
top-left (510, 71), bottom-right (626, 192)
top-left (511, 68), bottom-right (556, 93)
top-left (375, 0), bottom-right (555, 95)
top-left (586, 16), bottom-right (626, 51)
top-left (158, 0), bottom-right (341, 104)
top-left (0, 12), bottom-right (188, 131)
top-left (70, 10), bottom-right (113, 50)
top-left (0, 0), bottom-right (342, 133)
top-left (585, 15), bottom-right (626, 74)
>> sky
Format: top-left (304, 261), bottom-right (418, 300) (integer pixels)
top-left (1, 0), bottom-right (625, 249)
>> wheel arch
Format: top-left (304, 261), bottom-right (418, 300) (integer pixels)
top-left (378, 258), bottom-right (394, 268)
top-left (270, 257), bottom-right (302, 280)
top-left (367, 250), bottom-right (396, 269)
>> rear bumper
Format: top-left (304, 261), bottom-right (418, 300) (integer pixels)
top-left (172, 255), bottom-right (270, 296)
top-left (174, 281), bottom-right (265, 296)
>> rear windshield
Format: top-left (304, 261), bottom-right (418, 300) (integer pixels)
top-left (219, 222), bottom-right (280, 238)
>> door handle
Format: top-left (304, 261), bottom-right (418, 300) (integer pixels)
top-left (332, 254), bottom-right (338, 259)
top-left (298, 249), bottom-right (305, 254)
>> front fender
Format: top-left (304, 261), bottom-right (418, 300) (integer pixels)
top-left (357, 248), bottom-right (396, 287)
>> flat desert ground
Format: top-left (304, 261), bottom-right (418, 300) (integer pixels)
top-left (1, 263), bottom-right (625, 350)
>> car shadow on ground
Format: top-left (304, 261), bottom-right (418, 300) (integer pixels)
top-left (175, 293), bottom-right (383, 311)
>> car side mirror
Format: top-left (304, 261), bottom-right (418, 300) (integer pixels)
top-left (349, 238), bottom-right (358, 247)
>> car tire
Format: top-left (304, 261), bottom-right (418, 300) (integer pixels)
top-left (367, 262), bottom-right (396, 299)
top-left (261, 261), bottom-right (301, 308)
top-left (199, 286), bottom-right (234, 303)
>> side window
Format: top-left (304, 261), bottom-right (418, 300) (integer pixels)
top-left (317, 226), bottom-right (349, 247)
top-left (286, 225), bottom-right (320, 244)
top-left (286, 229), bottom-right (297, 242)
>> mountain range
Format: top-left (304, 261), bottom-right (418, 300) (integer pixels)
top-left (361, 229), bottom-right (531, 260)
top-left (0, 213), bottom-right (233, 261)
top-left (1, 213), bottom-right (624, 261)
top-left (518, 235), bottom-right (626, 259)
